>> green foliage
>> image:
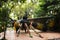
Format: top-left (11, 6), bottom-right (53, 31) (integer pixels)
top-left (0, 2), bottom-right (10, 32)
top-left (0, 0), bottom-right (60, 19)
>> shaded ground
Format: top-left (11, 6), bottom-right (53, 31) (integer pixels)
top-left (0, 28), bottom-right (60, 40)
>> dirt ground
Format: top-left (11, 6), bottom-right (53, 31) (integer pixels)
top-left (0, 28), bottom-right (60, 40)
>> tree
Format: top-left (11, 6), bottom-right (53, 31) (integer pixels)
top-left (0, 1), bottom-right (10, 40)
top-left (43, 0), bottom-right (60, 31)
